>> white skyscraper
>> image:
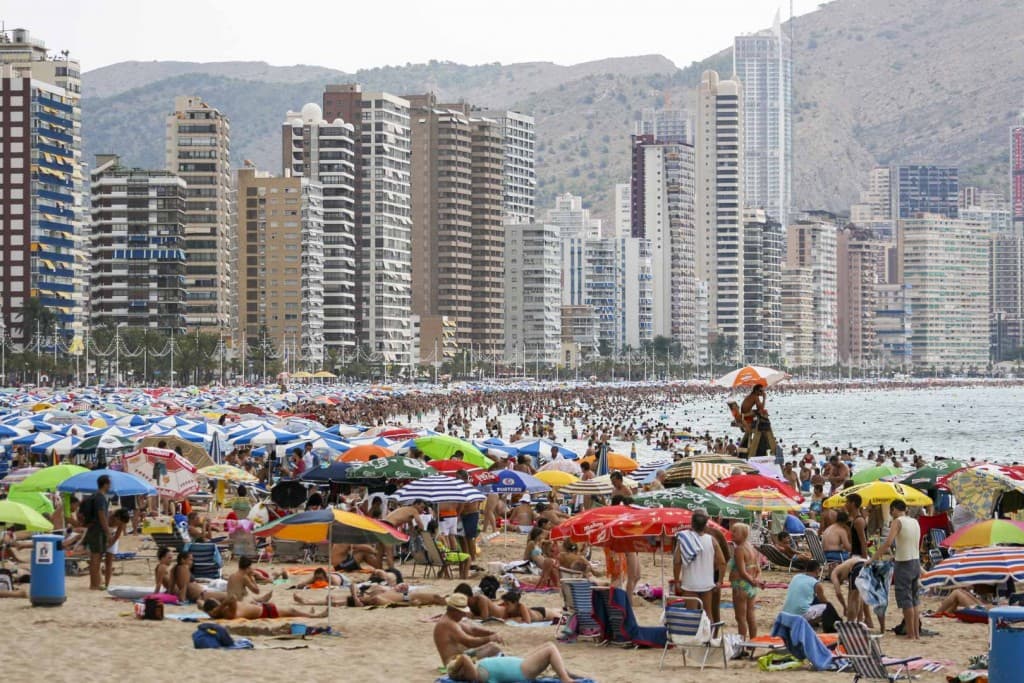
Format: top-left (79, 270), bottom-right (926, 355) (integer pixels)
top-left (547, 193), bottom-right (601, 239)
top-left (504, 222), bottom-right (562, 364)
top-left (734, 15), bottom-right (792, 226)
top-left (697, 70), bottom-right (745, 358)
top-left (613, 183), bottom-right (631, 238)
top-left (787, 217), bottom-right (838, 366)
top-left (484, 110), bottom-right (536, 223)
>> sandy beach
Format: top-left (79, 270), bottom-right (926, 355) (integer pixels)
top-left (0, 530), bottom-right (978, 683)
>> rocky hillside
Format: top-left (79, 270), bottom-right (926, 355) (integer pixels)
top-left (81, 0), bottom-right (1023, 217)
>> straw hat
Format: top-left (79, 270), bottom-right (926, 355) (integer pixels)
top-left (445, 593), bottom-right (471, 613)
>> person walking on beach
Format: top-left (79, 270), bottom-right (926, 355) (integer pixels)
top-left (874, 500), bottom-right (922, 639)
top-left (83, 474), bottom-right (112, 590)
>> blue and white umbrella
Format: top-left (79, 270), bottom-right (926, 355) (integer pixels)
top-left (115, 414), bottom-right (150, 427)
top-left (393, 475), bottom-right (486, 504)
top-left (512, 438), bottom-right (579, 461)
top-left (488, 469), bottom-right (551, 494)
top-left (58, 469), bottom-right (157, 497)
top-left (634, 459), bottom-right (674, 484)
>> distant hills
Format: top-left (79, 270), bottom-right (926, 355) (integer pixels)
top-left (81, 0), bottom-right (1024, 218)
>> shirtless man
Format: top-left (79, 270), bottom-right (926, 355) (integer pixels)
top-left (740, 385), bottom-right (768, 428)
top-left (382, 501), bottom-right (426, 567)
top-left (830, 557), bottom-right (874, 628)
top-left (610, 471), bottom-right (631, 499)
top-left (433, 593), bottom-right (504, 666)
top-left (455, 471), bottom-right (482, 567)
top-left (825, 455), bottom-right (850, 495)
top-left (173, 551), bottom-right (227, 603)
top-left (203, 596), bottom-right (325, 620)
top-left (511, 498), bottom-right (536, 530)
top-left (331, 543), bottom-right (382, 570)
top-left (821, 511), bottom-right (852, 563)
top-left (226, 556), bottom-right (272, 603)
top-left (451, 583), bottom-right (562, 623)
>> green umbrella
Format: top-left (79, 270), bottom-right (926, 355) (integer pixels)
top-left (634, 485), bottom-right (754, 521)
top-left (74, 434), bottom-right (135, 453)
top-left (851, 464), bottom-right (902, 485)
top-left (346, 457), bottom-right (434, 480)
top-left (414, 435), bottom-right (493, 469)
top-left (15, 464), bottom-right (89, 492)
top-left (0, 499), bottom-right (54, 532)
top-left (898, 460), bottom-right (964, 489)
top-left (6, 487), bottom-right (56, 515)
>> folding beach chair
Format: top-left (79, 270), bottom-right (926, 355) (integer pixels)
top-left (592, 586), bottom-right (667, 648)
top-left (557, 578), bottom-right (603, 643)
top-left (408, 529), bottom-right (452, 579)
top-left (836, 621), bottom-right (919, 682)
top-left (186, 542), bottom-right (223, 580)
top-left (802, 529), bottom-right (835, 579)
top-left (759, 543), bottom-right (799, 572)
top-left (660, 597), bottom-right (726, 671)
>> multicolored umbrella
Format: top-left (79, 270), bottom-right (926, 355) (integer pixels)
top-left (633, 486), bottom-right (753, 521)
top-left (254, 508), bottom-right (407, 545)
top-left (0, 499), bottom-right (54, 532)
top-left (851, 464), bottom-right (903, 485)
top-left (898, 460), bottom-right (964, 489)
top-left (123, 447), bottom-right (200, 499)
top-left (663, 456), bottom-right (756, 488)
top-left (198, 464), bottom-right (259, 484)
top-left (345, 457), bottom-right (433, 480)
top-left (939, 464), bottom-right (1024, 520)
top-left (713, 365), bottom-right (788, 388)
top-left (414, 435), bottom-right (492, 469)
top-left (922, 546), bottom-right (1024, 588)
top-left (823, 480), bottom-right (932, 509)
top-left (706, 473), bottom-right (804, 502)
top-left (941, 519), bottom-right (1024, 550)
top-left (727, 488), bottom-right (801, 512)
top-left (13, 464), bottom-right (88, 492)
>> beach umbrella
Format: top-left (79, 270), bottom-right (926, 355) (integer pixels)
top-left (488, 469), bottom-right (552, 495)
top-left (12, 464), bottom-right (88, 492)
top-left (137, 435), bottom-right (214, 469)
top-left (633, 459), bottom-right (674, 484)
top-left (512, 438), bottom-right (579, 461)
top-left (941, 519), bottom-right (1024, 550)
top-left (346, 457), bottom-right (433, 481)
top-left (727, 488), bottom-right (801, 512)
top-left (5, 488), bottom-right (56, 515)
top-left (663, 456), bottom-right (756, 488)
top-left (921, 546), bottom-right (1024, 589)
top-left (713, 365), bottom-right (788, 388)
top-left (582, 452), bottom-right (638, 474)
top-left (0, 424), bottom-right (28, 438)
top-left (393, 475), bottom-right (486, 504)
top-left (0, 467), bottom-right (41, 485)
top-left (300, 461), bottom-right (352, 483)
top-left (706, 473), bottom-right (804, 502)
top-left (633, 486), bottom-right (753, 521)
top-left (270, 480), bottom-right (308, 508)
top-left (822, 480), bottom-right (932, 509)
top-left (473, 438), bottom-right (518, 460)
top-left (73, 433), bottom-right (135, 453)
top-left (123, 447), bottom-right (200, 499)
top-left (339, 444), bottom-right (393, 463)
top-left (427, 459), bottom-right (479, 475)
top-left (939, 464), bottom-right (1024, 520)
top-left (57, 469), bottom-right (157, 497)
top-left (551, 505), bottom-right (640, 543)
top-left (312, 371), bottom-right (336, 379)
top-left (534, 470), bottom-right (579, 489)
top-left (538, 458), bottom-right (583, 476)
top-left (851, 464), bottom-right (903, 485)
top-left (198, 464), bottom-right (259, 484)
top-left (898, 460), bottom-right (964, 489)
top-left (0, 499), bottom-right (54, 532)
top-left (414, 435), bottom-right (492, 469)
top-left (558, 478), bottom-right (614, 496)
top-left (589, 507), bottom-right (730, 554)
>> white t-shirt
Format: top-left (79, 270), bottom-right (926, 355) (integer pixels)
top-left (680, 532), bottom-right (716, 593)
top-left (302, 451), bottom-right (314, 471)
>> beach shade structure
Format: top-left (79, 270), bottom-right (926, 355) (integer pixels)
top-left (822, 481), bottom-right (932, 509)
top-left (393, 475), bottom-right (487, 505)
top-left (137, 435), bottom-right (214, 469)
top-left (0, 424), bottom-right (28, 439)
top-left (312, 371), bottom-right (336, 379)
top-left (582, 452), bottom-right (639, 474)
top-left (339, 444), bottom-right (393, 463)
top-left (941, 519), bottom-right (1024, 550)
top-left (921, 546), bottom-right (1024, 589)
top-left (939, 464), bottom-right (1024, 520)
top-left (270, 480), bottom-right (309, 508)
top-left (662, 455), bottom-right (756, 488)
top-left (632, 459), bottom-right (674, 483)
top-left (57, 469), bottom-right (157, 497)
top-left (512, 438), bottom-right (579, 461)
top-left (727, 488), bottom-right (802, 512)
top-left (346, 457), bottom-right (433, 481)
top-left (414, 435), bottom-right (493, 469)
top-left (0, 499), bottom-right (54, 532)
top-left (534, 470), bottom-right (579, 489)
top-left (551, 505), bottom-right (640, 543)
top-left (12, 464), bottom-right (88, 493)
top-left (538, 458), bottom-right (583, 476)
top-left (558, 478), bottom-right (614, 497)
top-left (300, 461), bottom-right (352, 484)
top-left (633, 486), bottom-right (753, 521)
top-left (427, 459), bottom-right (479, 475)
top-left (73, 433), bottom-right (136, 454)
top-left (0, 467), bottom-right (42, 486)
top-left (5, 488), bottom-right (55, 515)
top-left (851, 464), bottom-right (903, 485)
top-left (30, 434), bottom-right (82, 457)
top-left (197, 464), bottom-right (259, 484)
top-left (115, 414), bottom-right (150, 427)
top-left (705, 473), bottom-right (804, 503)
top-left (898, 460), bottom-right (964, 489)
top-left (473, 438), bottom-right (519, 460)
top-left (291, 371), bottom-right (313, 379)
top-left (122, 447), bottom-right (200, 500)
top-left (712, 365), bottom-right (789, 388)
top-left (488, 469), bottom-right (552, 495)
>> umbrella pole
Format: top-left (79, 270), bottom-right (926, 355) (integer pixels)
top-left (327, 537), bottom-right (332, 628)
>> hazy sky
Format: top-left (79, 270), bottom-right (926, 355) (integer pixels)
top-left (5, 0), bottom-right (821, 73)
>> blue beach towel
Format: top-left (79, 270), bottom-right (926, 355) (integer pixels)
top-left (436, 678), bottom-right (597, 683)
top-left (769, 612), bottom-right (834, 671)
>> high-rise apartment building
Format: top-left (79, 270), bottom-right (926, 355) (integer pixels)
top-left (630, 133), bottom-right (698, 359)
top-left (547, 193), bottom-right (601, 239)
top-left (734, 16), bottom-right (792, 226)
top-left (636, 108), bottom-right (690, 144)
top-left (0, 28), bottom-right (84, 346)
top-left (504, 222), bottom-right (561, 365)
top-left (742, 209), bottom-right (782, 362)
top-left (322, 85), bottom-right (413, 366)
top-left (900, 215), bottom-right (989, 369)
top-left (1011, 113), bottom-right (1023, 230)
top-left (165, 96), bottom-right (233, 334)
top-left (468, 117), bottom-right (506, 359)
top-left (613, 183), bottom-right (631, 238)
top-left (875, 283), bottom-right (913, 369)
top-left (990, 231), bottom-right (1023, 361)
top-left (89, 155), bottom-right (187, 333)
top-left (891, 165), bottom-right (959, 220)
top-left (482, 109), bottom-right (536, 223)
top-left (780, 267), bottom-right (814, 368)
top-left (850, 167), bottom-right (893, 232)
top-left (235, 166), bottom-right (325, 368)
top-left (837, 226), bottom-right (884, 367)
top-left (787, 216), bottom-right (838, 366)
top-left (697, 70), bottom-right (745, 355)
top-left (282, 103), bottom-right (357, 356)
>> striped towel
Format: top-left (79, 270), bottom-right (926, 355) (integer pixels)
top-left (676, 530), bottom-right (704, 566)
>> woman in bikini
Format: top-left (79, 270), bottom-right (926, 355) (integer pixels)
top-left (727, 523), bottom-right (764, 642)
top-left (523, 527), bottom-right (558, 587)
top-left (173, 551), bottom-right (227, 603)
top-left (153, 546), bottom-right (175, 594)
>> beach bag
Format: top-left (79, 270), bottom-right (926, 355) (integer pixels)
top-left (143, 597), bottom-right (164, 621)
top-left (820, 602), bottom-right (841, 633)
top-left (192, 624), bottom-right (254, 650)
top-left (757, 653), bottom-right (805, 671)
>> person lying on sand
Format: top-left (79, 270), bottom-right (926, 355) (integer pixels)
top-left (226, 556), bottom-right (273, 603)
top-left (446, 642), bottom-right (586, 683)
top-left (202, 596), bottom-right (326, 620)
top-left (293, 582), bottom-right (446, 608)
top-left (433, 593), bottom-right (503, 666)
top-left (451, 584), bottom-right (561, 623)
top-left (291, 567), bottom-right (348, 590)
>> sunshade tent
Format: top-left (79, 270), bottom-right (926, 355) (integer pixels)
top-left (393, 475), bottom-right (486, 504)
top-left (138, 435), bottom-right (214, 469)
top-left (0, 499), bottom-right (54, 532)
top-left (713, 365), bottom-right (788, 388)
top-left (922, 546), bottom-right (1024, 588)
top-left (633, 486), bottom-right (753, 521)
top-left (851, 464), bottom-right (903, 485)
top-left (941, 519), bottom-right (1024, 550)
top-left (345, 457), bottom-right (433, 480)
top-left (122, 447), bottom-right (200, 499)
top-left (414, 435), bottom-right (493, 469)
top-left (57, 469), bottom-right (157, 497)
top-left (939, 464), bottom-right (1024, 520)
top-left (822, 481), bottom-right (932, 509)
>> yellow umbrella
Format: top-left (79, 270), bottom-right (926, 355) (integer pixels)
top-left (313, 370), bottom-right (337, 378)
top-left (824, 481), bottom-right (932, 509)
top-left (198, 464), bottom-right (258, 484)
top-left (291, 371), bottom-right (314, 379)
top-left (535, 470), bottom-right (579, 488)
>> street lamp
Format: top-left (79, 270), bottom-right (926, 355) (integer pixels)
top-left (114, 323), bottom-right (126, 387)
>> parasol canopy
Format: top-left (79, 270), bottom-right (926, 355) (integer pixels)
top-left (713, 365), bottom-right (788, 388)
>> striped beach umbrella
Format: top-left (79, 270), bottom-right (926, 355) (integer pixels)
top-left (393, 475), bottom-right (486, 504)
top-left (558, 478), bottom-right (615, 497)
top-left (922, 546), bottom-right (1024, 588)
top-left (633, 459), bottom-right (673, 483)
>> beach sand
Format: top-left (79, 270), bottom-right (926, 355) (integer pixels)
top-left (0, 533), bottom-right (981, 682)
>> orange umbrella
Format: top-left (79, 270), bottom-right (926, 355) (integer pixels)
top-left (713, 365), bottom-right (788, 388)
top-left (581, 452), bottom-right (638, 474)
top-left (339, 444), bottom-right (393, 462)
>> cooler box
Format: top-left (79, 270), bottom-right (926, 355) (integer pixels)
top-left (989, 606), bottom-right (1024, 682)
top-left (30, 534), bottom-right (66, 606)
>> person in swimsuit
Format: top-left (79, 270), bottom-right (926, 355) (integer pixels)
top-left (727, 523), bottom-right (764, 641)
top-left (497, 590), bottom-right (562, 624)
top-left (292, 567), bottom-right (348, 590)
top-left (173, 551), bottom-right (227, 603)
top-left (202, 596), bottom-right (326, 620)
top-left (524, 527), bottom-right (558, 587)
top-left (446, 643), bottom-right (585, 683)
top-left (153, 546), bottom-right (175, 594)
top-left (822, 510), bottom-right (852, 563)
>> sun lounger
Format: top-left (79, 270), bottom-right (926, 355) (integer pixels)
top-left (759, 543), bottom-right (799, 572)
top-left (592, 586), bottom-right (667, 648)
top-left (836, 620), bottom-right (920, 681)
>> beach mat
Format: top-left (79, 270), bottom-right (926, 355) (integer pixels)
top-left (166, 613), bottom-right (208, 621)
